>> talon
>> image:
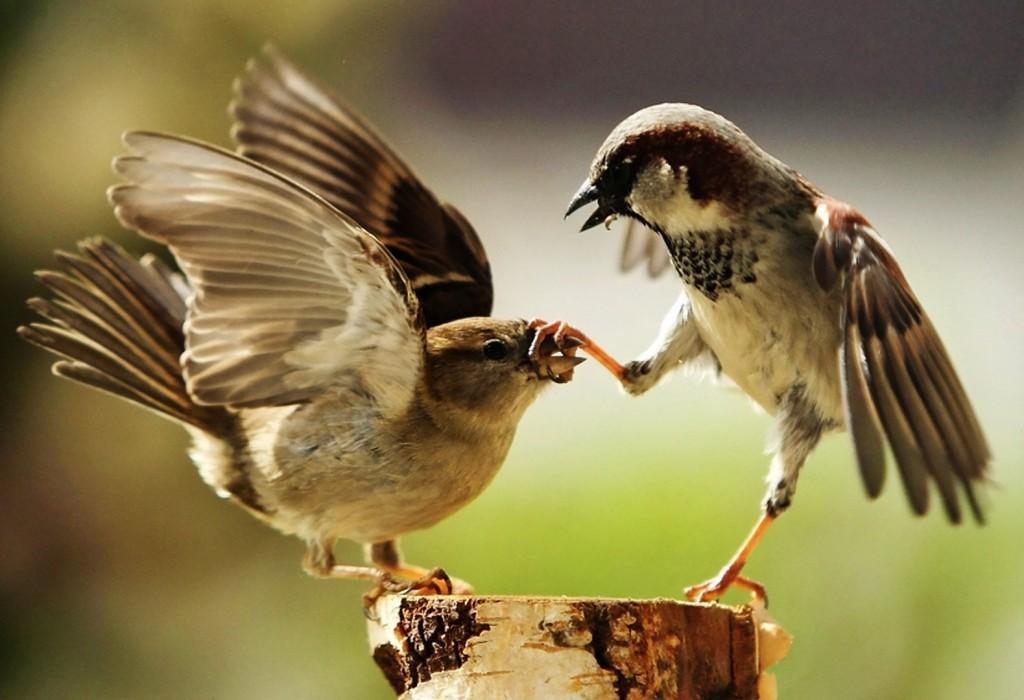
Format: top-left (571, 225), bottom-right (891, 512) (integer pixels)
top-left (683, 581), bottom-right (709, 601)
top-left (400, 567), bottom-right (454, 597)
top-left (684, 569), bottom-right (768, 604)
top-left (362, 572), bottom-right (402, 612)
top-left (685, 513), bottom-right (775, 603)
top-left (528, 318), bottom-right (625, 380)
top-left (362, 592), bottom-right (383, 619)
top-left (527, 318), bottom-right (552, 360)
top-left (684, 572), bottom-right (729, 603)
top-left (735, 575), bottom-right (768, 606)
top-left (553, 322), bottom-right (569, 346)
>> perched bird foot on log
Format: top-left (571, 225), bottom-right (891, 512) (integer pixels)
top-left (367, 595), bottom-right (793, 698)
top-left (685, 512), bottom-right (775, 603)
top-left (380, 562), bottom-right (475, 596)
top-left (685, 572), bottom-right (767, 604)
top-left (362, 566), bottom-right (474, 609)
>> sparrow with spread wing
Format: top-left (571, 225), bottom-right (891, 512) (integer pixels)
top-left (19, 51), bottom-right (583, 603)
top-left (554, 103), bottom-right (990, 602)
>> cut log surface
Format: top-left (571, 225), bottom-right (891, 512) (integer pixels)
top-left (367, 596), bottom-right (791, 699)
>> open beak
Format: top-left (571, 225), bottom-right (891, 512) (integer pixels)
top-left (564, 177), bottom-right (620, 231)
top-left (524, 331), bottom-right (586, 384)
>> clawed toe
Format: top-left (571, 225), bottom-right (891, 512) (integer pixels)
top-left (684, 572), bottom-right (768, 605)
top-left (400, 567), bottom-right (454, 596)
top-left (397, 568), bottom-right (474, 596)
top-left (361, 566), bottom-right (474, 611)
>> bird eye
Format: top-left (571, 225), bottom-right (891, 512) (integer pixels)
top-left (482, 339), bottom-right (509, 361)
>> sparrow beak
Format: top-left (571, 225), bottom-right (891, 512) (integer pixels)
top-left (565, 179), bottom-right (599, 218)
top-left (564, 177), bottom-right (620, 231)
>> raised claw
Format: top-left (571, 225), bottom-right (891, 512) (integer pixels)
top-left (528, 318), bottom-right (625, 380)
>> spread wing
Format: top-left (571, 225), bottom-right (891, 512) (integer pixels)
top-left (620, 219), bottom-right (672, 277)
top-left (108, 131), bottom-right (425, 417)
top-left (229, 45), bottom-right (493, 327)
top-left (813, 201), bottom-right (990, 523)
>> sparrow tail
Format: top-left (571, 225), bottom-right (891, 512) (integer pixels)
top-left (17, 237), bottom-right (227, 433)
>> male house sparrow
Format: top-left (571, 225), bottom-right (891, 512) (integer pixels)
top-left (556, 103), bottom-right (990, 601)
top-left (19, 51), bottom-right (582, 602)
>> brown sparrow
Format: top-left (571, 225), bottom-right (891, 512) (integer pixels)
top-left (555, 103), bottom-right (991, 602)
top-left (18, 52), bottom-right (584, 604)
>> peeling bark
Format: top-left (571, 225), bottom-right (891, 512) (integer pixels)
top-left (367, 596), bottom-right (791, 699)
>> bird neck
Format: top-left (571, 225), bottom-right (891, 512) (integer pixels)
top-left (412, 375), bottom-right (528, 445)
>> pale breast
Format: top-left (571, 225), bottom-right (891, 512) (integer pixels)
top-left (227, 394), bottom-right (516, 544)
top-left (679, 228), bottom-right (844, 420)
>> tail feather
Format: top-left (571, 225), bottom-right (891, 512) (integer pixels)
top-left (18, 237), bottom-right (225, 432)
top-left (53, 248), bottom-right (182, 363)
top-left (25, 296), bottom-right (183, 397)
top-left (53, 359), bottom-right (197, 426)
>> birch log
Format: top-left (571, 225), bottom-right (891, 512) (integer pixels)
top-left (367, 596), bottom-right (791, 699)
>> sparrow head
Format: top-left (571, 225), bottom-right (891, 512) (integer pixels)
top-left (422, 318), bottom-right (583, 426)
top-left (566, 104), bottom-right (791, 234)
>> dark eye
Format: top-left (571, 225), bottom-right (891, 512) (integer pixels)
top-left (482, 339), bottom-right (509, 361)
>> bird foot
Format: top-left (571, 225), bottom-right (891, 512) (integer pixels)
top-left (528, 318), bottom-right (625, 380)
top-left (684, 571), bottom-right (768, 605)
top-left (528, 319), bottom-right (582, 358)
top-left (361, 567), bottom-right (473, 609)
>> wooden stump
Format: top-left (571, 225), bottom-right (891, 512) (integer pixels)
top-left (367, 596), bottom-right (791, 699)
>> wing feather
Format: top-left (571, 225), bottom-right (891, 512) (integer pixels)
top-left (814, 201), bottom-right (990, 522)
top-left (620, 219), bottom-right (672, 277)
top-left (108, 131), bottom-right (424, 415)
top-left (230, 45), bottom-right (493, 326)
top-left (841, 310), bottom-right (887, 498)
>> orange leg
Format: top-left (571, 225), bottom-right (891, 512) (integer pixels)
top-left (362, 541), bottom-right (473, 609)
top-left (684, 512), bottom-right (775, 603)
top-left (528, 319), bottom-right (625, 380)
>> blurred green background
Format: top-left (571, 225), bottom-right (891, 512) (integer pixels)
top-left (2, 2), bottom-right (1021, 698)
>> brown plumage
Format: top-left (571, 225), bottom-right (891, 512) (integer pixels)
top-left (19, 53), bottom-right (583, 602)
top-left (562, 102), bottom-right (990, 602)
top-left (813, 202), bottom-right (988, 522)
top-left (20, 239), bottom-right (215, 428)
top-left (230, 46), bottom-right (492, 327)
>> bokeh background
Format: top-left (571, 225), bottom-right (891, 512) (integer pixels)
top-left (2, 2), bottom-right (1021, 698)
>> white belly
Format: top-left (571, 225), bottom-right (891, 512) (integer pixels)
top-left (687, 254), bottom-right (843, 420)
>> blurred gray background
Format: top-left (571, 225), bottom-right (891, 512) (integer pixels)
top-left (2, 1), bottom-right (1021, 698)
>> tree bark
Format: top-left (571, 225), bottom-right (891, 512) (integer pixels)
top-left (367, 596), bottom-right (791, 699)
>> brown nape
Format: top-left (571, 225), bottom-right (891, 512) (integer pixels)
top-left (624, 123), bottom-right (757, 206)
top-left (595, 104), bottom-right (817, 214)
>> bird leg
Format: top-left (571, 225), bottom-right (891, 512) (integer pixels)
top-left (530, 293), bottom-right (706, 394)
top-left (303, 538), bottom-right (389, 605)
top-left (367, 541), bottom-right (474, 597)
top-left (301, 539), bottom-right (471, 608)
top-left (620, 291), bottom-right (707, 395)
top-left (686, 394), bottom-right (824, 603)
top-left (684, 513), bottom-right (774, 603)
top-left (528, 318), bottom-right (625, 380)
